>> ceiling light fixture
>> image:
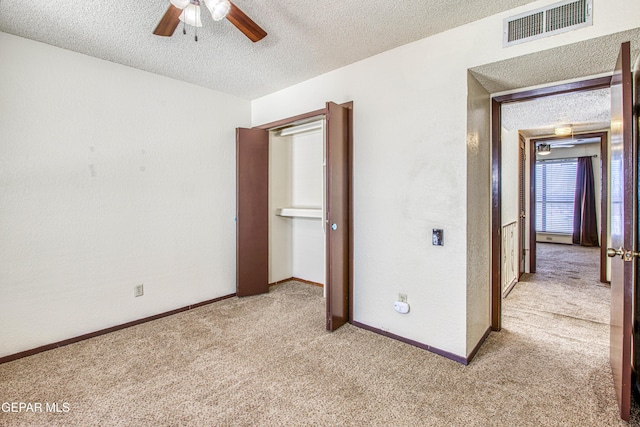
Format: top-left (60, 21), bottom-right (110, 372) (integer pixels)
top-left (170, 0), bottom-right (231, 41)
top-left (554, 125), bottom-right (572, 136)
top-left (537, 143), bottom-right (551, 155)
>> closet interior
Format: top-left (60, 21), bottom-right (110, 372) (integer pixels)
top-left (268, 119), bottom-right (326, 292)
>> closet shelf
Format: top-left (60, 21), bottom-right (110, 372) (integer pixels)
top-left (276, 207), bottom-right (323, 219)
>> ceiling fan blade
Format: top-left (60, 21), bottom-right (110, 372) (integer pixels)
top-left (226, 1), bottom-right (267, 42)
top-left (154, 4), bottom-right (182, 37)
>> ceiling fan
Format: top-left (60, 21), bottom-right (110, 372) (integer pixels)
top-left (154, 0), bottom-right (267, 42)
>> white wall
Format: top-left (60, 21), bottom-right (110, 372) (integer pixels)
top-left (501, 128), bottom-right (520, 226)
top-left (291, 128), bottom-right (324, 207)
top-left (291, 128), bottom-right (325, 284)
top-left (269, 134), bottom-right (293, 283)
top-left (251, 0), bottom-right (640, 358)
top-left (0, 33), bottom-right (250, 358)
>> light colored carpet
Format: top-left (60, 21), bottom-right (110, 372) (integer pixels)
top-left (0, 243), bottom-right (636, 426)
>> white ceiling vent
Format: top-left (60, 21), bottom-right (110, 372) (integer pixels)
top-left (504, 0), bottom-right (592, 47)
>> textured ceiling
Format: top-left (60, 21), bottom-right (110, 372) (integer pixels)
top-left (481, 28), bottom-right (640, 143)
top-left (502, 88), bottom-right (611, 138)
top-left (0, 0), bottom-right (536, 100)
top-left (470, 28), bottom-right (640, 94)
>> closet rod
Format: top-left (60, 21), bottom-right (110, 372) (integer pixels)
top-left (279, 120), bottom-right (323, 136)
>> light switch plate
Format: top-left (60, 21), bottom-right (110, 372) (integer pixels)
top-left (432, 229), bottom-right (444, 246)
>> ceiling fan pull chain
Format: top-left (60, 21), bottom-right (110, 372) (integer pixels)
top-left (195, 26), bottom-right (198, 42)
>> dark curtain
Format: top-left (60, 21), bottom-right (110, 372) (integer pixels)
top-left (573, 156), bottom-right (599, 246)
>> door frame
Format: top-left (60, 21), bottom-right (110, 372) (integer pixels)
top-left (529, 131), bottom-right (609, 282)
top-left (490, 76), bottom-right (611, 330)
top-left (253, 102), bottom-right (354, 325)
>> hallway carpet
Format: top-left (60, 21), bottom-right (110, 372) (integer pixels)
top-left (0, 243), bottom-right (635, 426)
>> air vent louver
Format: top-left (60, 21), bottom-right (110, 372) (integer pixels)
top-left (507, 12), bottom-right (543, 43)
top-left (546, 1), bottom-right (588, 32)
top-left (504, 0), bottom-right (592, 47)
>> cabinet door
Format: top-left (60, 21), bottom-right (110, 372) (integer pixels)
top-left (236, 127), bottom-right (269, 297)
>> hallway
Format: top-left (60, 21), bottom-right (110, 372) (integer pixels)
top-left (506, 243), bottom-right (608, 327)
top-left (500, 242), bottom-right (640, 425)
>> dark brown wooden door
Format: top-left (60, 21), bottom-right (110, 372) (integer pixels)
top-left (608, 41), bottom-right (634, 422)
top-left (236, 127), bottom-right (269, 297)
top-left (518, 134), bottom-right (526, 277)
top-left (325, 102), bottom-right (350, 331)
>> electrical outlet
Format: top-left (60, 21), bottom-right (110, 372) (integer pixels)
top-left (134, 284), bottom-right (144, 297)
top-left (394, 301), bottom-right (410, 314)
top-left (398, 293), bottom-right (407, 303)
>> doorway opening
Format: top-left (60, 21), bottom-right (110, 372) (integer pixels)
top-left (267, 118), bottom-right (327, 292)
top-left (490, 76), bottom-right (611, 329)
top-left (477, 37), bottom-right (638, 422)
top-left (529, 131), bottom-right (609, 282)
top-left (236, 102), bottom-right (353, 332)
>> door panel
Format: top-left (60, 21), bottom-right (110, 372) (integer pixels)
top-left (325, 102), bottom-right (350, 331)
top-left (609, 41), bottom-right (634, 422)
top-left (519, 134), bottom-right (526, 276)
top-left (236, 128), bottom-right (269, 297)
top-left (634, 48), bottom-right (640, 409)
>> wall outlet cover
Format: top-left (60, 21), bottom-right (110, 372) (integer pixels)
top-left (134, 284), bottom-right (144, 297)
top-left (394, 301), bottom-right (410, 314)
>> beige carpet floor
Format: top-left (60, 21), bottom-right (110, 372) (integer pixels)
top-left (0, 243), bottom-right (637, 426)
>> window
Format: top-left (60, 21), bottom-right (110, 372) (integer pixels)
top-left (535, 159), bottom-right (577, 234)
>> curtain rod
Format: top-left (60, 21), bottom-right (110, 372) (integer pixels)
top-left (536, 155), bottom-right (597, 163)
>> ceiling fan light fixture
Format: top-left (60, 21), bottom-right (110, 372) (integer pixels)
top-left (170, 0), bottom-right (190, 9)
top-left (537, 143), bottom-right (551, 156)
top-left (205, 0), bottom-right (231, 21)
top-left (179, 2), bottom-right (203, 27)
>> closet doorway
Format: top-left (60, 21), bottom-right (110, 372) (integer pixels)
top-left (236, 101), bottom-right (353, 332)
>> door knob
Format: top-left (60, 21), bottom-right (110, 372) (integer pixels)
top-left (607, 247), bottom-right (624, 258)
top-left (607, 247), bottom-right (640, 261)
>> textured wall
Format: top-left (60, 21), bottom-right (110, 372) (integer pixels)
top-left (0, 33), bottom-right (250, 358)
top-left (466, 72), bottom-right (491, 356)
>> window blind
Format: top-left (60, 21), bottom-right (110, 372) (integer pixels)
top-left (535, 159), bottom-right (577, 234)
